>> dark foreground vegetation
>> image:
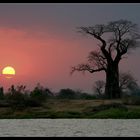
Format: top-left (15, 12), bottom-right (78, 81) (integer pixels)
top-left (0, 83), bottom-right (140, 119)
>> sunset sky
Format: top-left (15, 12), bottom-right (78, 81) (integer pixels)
top-left (0, 3), bottom-right (140, 93)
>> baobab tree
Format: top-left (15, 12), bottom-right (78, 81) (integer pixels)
top-left (71, 19), bottom-right (140, 99)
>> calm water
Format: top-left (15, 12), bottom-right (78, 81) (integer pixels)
top-left (0, 119), bottom-right (139, 137)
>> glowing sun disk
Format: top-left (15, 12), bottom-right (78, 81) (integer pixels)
top-left (2, 66), bottom-right (16, 75)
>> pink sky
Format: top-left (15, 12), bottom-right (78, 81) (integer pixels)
top-left (0, 26), bottom-right (99, 92)
top-left (0, 25), bottom-right (139, 93)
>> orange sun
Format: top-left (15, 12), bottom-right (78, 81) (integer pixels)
top-left (2, 66), bottom-right (16, 78)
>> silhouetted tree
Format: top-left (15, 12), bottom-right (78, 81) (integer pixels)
top-left (71, 19), bottom-right (140, 99)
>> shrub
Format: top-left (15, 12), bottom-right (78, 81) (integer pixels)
top-left (122, 96), bottom-right (140, 105)
top-left (0, 87), bottom-right (4, 99)
top-left (78, 93), bottom-right (96, 100)
top-left (57, 88), bottom-right (96, 100)
top-left (0, 100), bottom-right (10, 107)
top-left (2, 84), bottom-right (54, 109)
top-left (57, 88), bottom-right (78, 99)
top-left (30, 83), bottom-right (52, 102)
top-left (84, 103), bottom-right (128, 114)
top-left (92, 108), bottom-right (127, 119)
top-left (24, 98), bottom-right (42, 107)
top-left (4, 85), bottom-right (42, 109)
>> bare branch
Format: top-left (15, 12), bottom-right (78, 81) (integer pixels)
top-left (107, 20), bottom-right (140, 63)
top-left (88, 51), bottom-right (107, 70)
top-left (78, 25), bottom-right (115, 61)
top-left (78, 26), bottom-right (107, 47)
top-left (70, 63), bottom-right (105, 75)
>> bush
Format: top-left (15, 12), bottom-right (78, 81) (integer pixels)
top-left (78, 93), bottom-right (96, 100)
top-left (4, 85), bottom-right (43, 109)
top-left (30, 89), bottom-right (46, 102)
top-left (90, 108), bottom-right (140, 119)
top-left (84, 103), bottom-right (128, 114)
top-left (7, 94), bottom-right (29, 109)
top-left (57, 88), bottom-right (96, 100)
top-left (122, 96), bottom-right (140, 105)
top-left (57, 88), bottom-right (78, 99)
top-left (30, 83), bottom-right (52, 102)
top-left (0, 100), bottom-right (10, 107)
top-left (6, 94), bottom-right (42, 110)
top-left (91, 108), bottom-right (127, 119)
top-left (1, 84), bottom-right (54, 109)
top-left (24, 98), bottom-right (42, 107)
top-left (0, 87), bottom-right (4, 99)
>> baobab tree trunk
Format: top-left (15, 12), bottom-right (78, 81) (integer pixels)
top-left (105, 63), bottom-right (121, 99)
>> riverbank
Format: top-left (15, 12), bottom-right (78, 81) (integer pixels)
top-left (0, 99), bottom-right (140, 119)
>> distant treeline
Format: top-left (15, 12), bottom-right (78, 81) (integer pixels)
top-left (0, 83), bottom-right (96, 109)
top-left (0, 76), bottom-right (140, 110)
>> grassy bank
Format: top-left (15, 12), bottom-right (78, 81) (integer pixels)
top-left (0, 99), bottom-right (140, 119)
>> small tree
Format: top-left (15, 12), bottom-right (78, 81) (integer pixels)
top-left (93, 80), bottom-right (105, 98)
top-left (119, 72), bottom-right (139, 96)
